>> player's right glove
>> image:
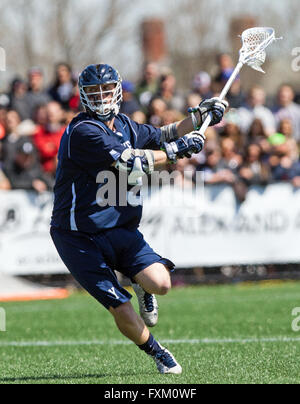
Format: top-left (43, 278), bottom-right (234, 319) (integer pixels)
top-left (188, 97), bottom-right (229, 130)
top-left (162, 132), bottom-right (206, 163)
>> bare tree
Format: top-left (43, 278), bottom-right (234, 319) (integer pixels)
top-left (48, 0), bottom-right (124, 67)
top-left (165, 0), bottom-right (296, 93)
top-left (0, 0), bottom-right (298, 93)
top-left (0, 0), bottom-right (136, 82)
top-left (164, 0), bottom-right (233, 87)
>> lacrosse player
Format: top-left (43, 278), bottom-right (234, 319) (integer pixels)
top-left (50, 64), bottom-right (227, 374)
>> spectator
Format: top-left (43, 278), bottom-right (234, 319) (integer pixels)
top-left (185, 92), bottom-right (202, 112)
top-left (147, 97), bottom-right (168, 127)
top-left (131, 110), bottom-right (147, 124)
top-left (248, 118), bottom-right (268, 140)
top-left (0, 106), bottom-right (7, 129)
top-left (220, 137), bottom-right (243, 173)
top-left (247, 119), bottom-right (272, 160)
top-left (26, 67), bottom-right (51, 119)
top-left (2, 109), bottom-right (22, 166)
top-left (200, 147), bottom-right (236, 185)
top-left (238, 86), bottom-right (276, 136)
top-left (171, 158), bottom-right (194, 189)
top-left (68, 84), bottom-right (81, 112)
top-left (214, 55), bottom-right (245, 107)
top-left (0, 168), bottom-right (11, 190)
top-left (290, 162), bottom-right (300, 188)
top-left (221, 112), bottom-right (244, 151)
top-left (0, 106), bottom-right (7, 150)
top-left (191, 71), bottom-right (213, 99)
top-left (48, 63), bottom-right (76, 109)
top-left (279, 118), bottom-right (294, 138)
top-left (2, 138), bottom-right (52, 192)
top-left (239, 143), bottom-right (271, 186)
top-left (214, 53), bottom-right (234, 86)
top-left (268, 133), bottom-right (295, 182)
top-left (155, 68), bottom-right (185, 113)
top-left (2, 109), bottom-right (36, 166)
top-left (34, 101), bottom-right (65, 176)
top-left (273, 85), bottom-right (300, 143)
top-left (9, 78), bottom-right (31, 120)
top-left (1, 63), bottom-right (300, 193)
top-left (135, 62), bottom-right (160, 110)
top-left (33, 104), bottom-right (48, 126)
top-left (0, 93), bottom-right (10, 109)
top-left (120, 81), bottom-right (141, 117)
top-left (161, 109), bottom-right (184, 126)
top-left (278, 119), bottom-right (299, 162)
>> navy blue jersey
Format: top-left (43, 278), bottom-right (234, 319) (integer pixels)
top-left (51, 112), bottom-right (162, 233)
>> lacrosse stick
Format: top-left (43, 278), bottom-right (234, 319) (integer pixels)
top-left (198, 27), bottom-right (282, 136)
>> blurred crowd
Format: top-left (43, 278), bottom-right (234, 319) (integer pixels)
top-left (0, 56), bottom-right (300, 199)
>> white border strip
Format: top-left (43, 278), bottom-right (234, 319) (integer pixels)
top-left (70, 183), bottom-right (78, 231)
top-left (1, 336), bottom-right (300, 348)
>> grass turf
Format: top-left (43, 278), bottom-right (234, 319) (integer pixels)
top-left (0, 281), bottom-right (300, 384)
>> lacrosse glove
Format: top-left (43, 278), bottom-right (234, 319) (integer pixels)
top-left (163, 132), bottom-right (206, 162)
top-left (188, 97), bottom-right (229, 130)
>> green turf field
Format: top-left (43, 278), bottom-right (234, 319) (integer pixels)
top-left (0, 281), bottom-right (300, 384)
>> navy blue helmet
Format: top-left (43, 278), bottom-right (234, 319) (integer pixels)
top-left (78, 64), bottom-right (123, 122)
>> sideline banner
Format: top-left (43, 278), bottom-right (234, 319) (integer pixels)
top-left (0, 191), bottom-right (67, 275)
top-left (140, 183), bottom-right (300, 267)
top-left (0, 184), bottom-right (299, 274)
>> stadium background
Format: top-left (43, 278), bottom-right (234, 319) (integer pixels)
top-left (0, 0), bottom-right (300, 296)
top-left (1, 0), bottom-right (300, 386)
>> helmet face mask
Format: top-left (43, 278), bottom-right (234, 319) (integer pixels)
top-left (79, 64), bottom-right (123, 122)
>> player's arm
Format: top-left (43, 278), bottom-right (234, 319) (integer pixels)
top-left (114, 98), bottom-right (228, 184)
top-left (179, 97), bottom-right (228, 136)
top-left (114, 133), bottom-right (205, 186)
top-left (160, 97), bottom-right (228, 142)
top-left (157, 97), bottom-right (229, 164)
top-left (150, 150), bottom-right (169, 168)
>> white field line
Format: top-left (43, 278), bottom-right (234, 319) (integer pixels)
top-left (1, 336), bottom-right (300, 348)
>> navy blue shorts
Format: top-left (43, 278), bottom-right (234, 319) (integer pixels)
top-left (50, 227), bottom-right (174, 310)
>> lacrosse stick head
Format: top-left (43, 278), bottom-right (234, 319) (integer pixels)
top-left (239, 27), bottom-right (280, 73)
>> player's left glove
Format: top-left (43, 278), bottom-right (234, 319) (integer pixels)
top-left (188, 97), bottom-right (229, 130)
top-left (162, 131), bottom-right (206, 162)
top-left (115, 148), bottom-right (155, 186)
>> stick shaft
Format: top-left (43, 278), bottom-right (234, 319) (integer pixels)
top-left (199, 61), bottom-right (244, 136)
top-left (219, 62), bottom-right (244, 100)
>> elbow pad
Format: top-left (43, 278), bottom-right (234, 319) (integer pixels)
top-left (115, 148), bottom-right (155, 185)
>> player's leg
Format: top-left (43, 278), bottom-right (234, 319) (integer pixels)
top-left (107, 228), bottom-right (174, 328)
top-left (50, 227), bottom-right (181, 375)
top-left (133, 262), bottom-right (172, 296)
top-left (131, 262), bottom-right (172, 327)
top-left (110, 301), bottom-right (182, 375)
top-left (51, 227), bottom-right (145, 344)
top-left (109, 301), bottom-right (149, 345)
